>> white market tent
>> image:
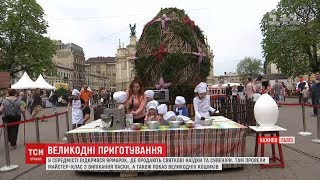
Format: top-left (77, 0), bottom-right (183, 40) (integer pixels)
top-left (34, 74), bottom-right (55, 90)
top-left (11, 72), bottom-right (37, 89)
top-left (210, 83), bottom-right (240, 88)
top-left (221, 83), bottom-right (240, 87)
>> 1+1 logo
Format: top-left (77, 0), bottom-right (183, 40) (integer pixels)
top-left (268, 14), bottom-right (300, 26)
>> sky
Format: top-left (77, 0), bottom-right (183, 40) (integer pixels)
top-left (36, 0), bottom-right (280, 76)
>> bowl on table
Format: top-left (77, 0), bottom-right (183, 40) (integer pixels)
top-left (177, 115), bottom-right (191, 123)
top-left (200, 119), bottom-right (213, 126)
top-left (130, 123), bottom-right (142, 130)
top-left (147, 121), bottom-right (160, 129)
top-left (185, 121), bottom-right (195, 128)
top-left (169, 121), bottom-right (181, 128)
top-left (101, 115), bottom-right (112, 128)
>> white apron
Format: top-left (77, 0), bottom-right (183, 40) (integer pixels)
top-left (194, 96), bottom-right (211, 124)
top-left (72, 99), bottom-right (83, 124)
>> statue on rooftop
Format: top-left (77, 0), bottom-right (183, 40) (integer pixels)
top-left (129, 23), bottom-right (136, 36)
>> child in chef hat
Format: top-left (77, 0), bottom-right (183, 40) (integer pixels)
top-left (144, 101), bottom-right (160, 124)
top-left (193, 82), bottom-right (219, 124)
top-left (144, 90), bottom-right (155, 102)
top-left (173, 96), bottom-right (189, 116)
top-left (163, 111), bottom-right (176, 125)
top-left (157, 104), bottom-right (167, 123)
top-left (157, 104), bottom-right (168, 124)
top-left (113, 91), bottom-right (127, 110)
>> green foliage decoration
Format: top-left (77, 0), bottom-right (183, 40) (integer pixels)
top-left (134, 7), bottom-right (212, 102)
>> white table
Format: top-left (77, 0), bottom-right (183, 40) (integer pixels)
top-left (249, 125), bottom-right (287, 132)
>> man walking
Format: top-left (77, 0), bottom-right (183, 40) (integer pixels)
top-left (273, 80), bottom-right (283, 106)
top-left (245, 78), bottom-right (255, 100)
top-left (296, 77), bottom-right (309, 103)
top-left (311, 74), bottom-right (320, 117)
top-left (31, 89), bottom-right (44, 120)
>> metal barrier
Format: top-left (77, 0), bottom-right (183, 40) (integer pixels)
top-left (0, 123), bottom-right (19, 172)
top-left (298, 104), bottom-right (312, 136)
top-left (312, 106), bottom-right (320, 144)
top-left (35, 117), bottom-right (40, 143)
top-left (0, 111), bottom-right (67, 172)
top-left (55, 112), bottom-right (60, 142)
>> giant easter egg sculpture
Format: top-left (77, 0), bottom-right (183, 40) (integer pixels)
top-left (134, 8), bottom-right (211, 88)
top-left (254, 94), bottom-right (279, 127)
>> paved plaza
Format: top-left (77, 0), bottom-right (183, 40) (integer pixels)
top-left (0, 98), bottom-right (320, 180)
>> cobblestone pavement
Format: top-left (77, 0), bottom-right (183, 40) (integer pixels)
top-left (0, 98), bottom-right (320, 180)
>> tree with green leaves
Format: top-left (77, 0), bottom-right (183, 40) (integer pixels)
top-left (261, 0), bottom-right (320, 77)
top-left (236, 57), bottom-right (263, 77)
top-left (0, 0), bottom-right (56, 78)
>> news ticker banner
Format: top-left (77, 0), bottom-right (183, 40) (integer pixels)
top-left (26, 144), bottom-right (271, 171)
top-left (26, 144), bottom-right (166, 164)
top-left (45, 157), bottom-right (269, 171)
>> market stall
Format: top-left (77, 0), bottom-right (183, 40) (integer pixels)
top-left (65, 116), bottom-right (247, 170)
top-left (34, 74), bottom-right (55, 108)
top-left (11, 72), bottom-right (37, 89)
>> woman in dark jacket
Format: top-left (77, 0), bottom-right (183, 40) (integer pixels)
top-left (0, 89), bottom-right (26, 149)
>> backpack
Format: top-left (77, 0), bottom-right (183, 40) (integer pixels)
top-left (4, 99), bottom-right (20, 117)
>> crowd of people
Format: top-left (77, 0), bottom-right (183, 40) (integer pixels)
top-left (295, 74), bottom-right (320, 116)
top-left (223, 78), bottom-right (289, 105)
top-left (223, 74), bottom-right (320, 115)
top-left (0, 88), bottom-right (48, 149)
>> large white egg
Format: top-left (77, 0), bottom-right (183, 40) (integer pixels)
top-left (254, 94), bottom-right (279, 127)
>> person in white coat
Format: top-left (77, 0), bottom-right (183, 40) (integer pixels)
top-left (67, 89), bottom-right (84, 129)
top-left (145, 90), bottom-right (155, 103)
top-left (193, 82), bottom-right (219, 124)
top-left (157, 104), bottom-right (168, 124)
top-left (113, 91), bottom-right (127, 110)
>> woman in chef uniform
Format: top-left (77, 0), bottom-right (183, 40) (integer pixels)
top-left (67, 89), bottom-right (84, 129)
top-left (193, 82), bottom-right (219, 124)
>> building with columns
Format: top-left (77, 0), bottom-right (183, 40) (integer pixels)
top-left (115, 35), bottom-right (136, 91)
top-left (85, 56), bottom-right (116, 90)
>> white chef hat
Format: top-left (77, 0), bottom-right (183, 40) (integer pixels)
top-left (144, 90), bottom-right (154, 99)
top-left (175, 96), bottom-right (186, 105)
top-left (72, 89), bottom-right (80, 96)
top-left (149, 100), bottom-right (159, 107)
top-left (163, 111), bottom-right (176, 121)
top-left (113, 91), bottom-right (127, 104)
top-left (157, 104), bottom-right (168, 115)
top-left (146, 101), bottom-right (158, 112)
top-left (194, 82), bottom-right (208, 93)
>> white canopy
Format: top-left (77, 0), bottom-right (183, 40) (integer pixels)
top-left (34, 74), bottom-right (55, 90)
top-left (210, 83), bottom-right (241, 88)
top-left (221, 83), bottom-right (240, 87)
top-left (11, 72), bottom-right (37, 89)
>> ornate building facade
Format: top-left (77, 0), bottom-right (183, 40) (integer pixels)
top-left (206, 36), bottom-right (215, 85)
top-left (45, 40), bottom-right (86, 89)
top-left (86, 56), bottom-right (116, 90)
top-left (115, 35), bottom-right (136, 91)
